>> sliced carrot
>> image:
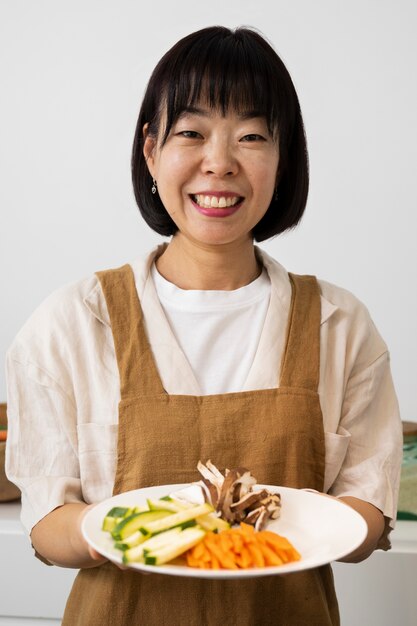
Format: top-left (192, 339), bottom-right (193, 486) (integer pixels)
top-left (186, 553), bottom-right (200, 568)
top-left (219, 532), bottom-right (233, 552)
top-left (239, 522), bottom-right (255, 535)
top-left (205, 539), bottom-right (238, 569)
top-left (210, 553), bottom-right (220, 570)
top-left (192, 541), bottom-right (206, 560)
top-left (247, 543), bottom-right (265, 568)
top-left (230, 532), bottom-right (244, 553)
top-left (260, 531), bottom-right (294, 549)
top-left (258, 542), bottom-right (283, 566)
top-left (236, 545), bottom-right (252, 568)
top-left (184, 523), bottom-right (300, 570)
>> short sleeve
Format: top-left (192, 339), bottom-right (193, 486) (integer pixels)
top-left (5, 353), bottom-right (83, 534)
top-left (328, 350), bottom-right (403, 546)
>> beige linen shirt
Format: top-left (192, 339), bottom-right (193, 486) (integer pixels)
top-left (6, 245), bottom-right (402, 538)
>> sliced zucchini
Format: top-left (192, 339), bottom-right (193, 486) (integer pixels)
top-left (139, 503), bottom-right (213, 536)
top-left (123, 527), bottom-right (183, 564)
top-left (144, 527), bottom-right (206, 566)
top-left (140, 503), bottom-right (213, 535)
top-left (107, 506), bottom-right (132, 518)
top-left (114, 530), bottom-right (149, 551)
top-left (196, 513), bottom-right (230, 532)
top-left (102, 507), bottom-right (132, 532)
top-left (146, 498), bottom-right (184, 513)
top-left (102, 516), bottom-right (121, 532)
top-left (111, 509), bottom-right (172, 540)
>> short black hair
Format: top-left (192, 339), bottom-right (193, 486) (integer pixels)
top-left (131, 26), bottom-right (309, 242)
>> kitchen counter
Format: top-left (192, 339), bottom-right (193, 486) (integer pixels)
top-left (0, 501), bottom-right (77, 624)
top-left (1, 501), bottom-right (416, 625)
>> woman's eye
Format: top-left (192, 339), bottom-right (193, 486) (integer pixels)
top-left (240, 134), bottom-right (266, 142)
top-left (177, 130), bottom-right (202, 139)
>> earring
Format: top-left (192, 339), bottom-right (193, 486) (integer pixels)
top-left (151, 179), bottom-right (157, 194)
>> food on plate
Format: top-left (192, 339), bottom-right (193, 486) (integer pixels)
top-left (196, 460), bottom-right (282, 530)
top-left (99, 462), bottom-right (300, 570)
top-left (102, 499), bottom-right (220, 565)
top-left (185, 522), bottom-right (301, 569)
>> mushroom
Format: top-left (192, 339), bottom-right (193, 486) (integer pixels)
top-left (230, 489), bottom-right (269, 512)
top-left (200, 477), bottom-right (220, 507)
top-left (197, 461), bottom-right (281, 528)
top-left (217, 468), bottom-right (248, 522)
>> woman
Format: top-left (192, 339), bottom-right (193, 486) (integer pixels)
top-left (6, 26), bottom-right (402, 625)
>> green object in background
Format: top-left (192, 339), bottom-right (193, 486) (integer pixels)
top-left (397, 511), bottom-right (417, 521)
top-left (397, 421), bottom-right (417, 520)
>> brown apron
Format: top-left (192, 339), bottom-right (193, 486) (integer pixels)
top-left (63, 266), bottom-right (340, 626)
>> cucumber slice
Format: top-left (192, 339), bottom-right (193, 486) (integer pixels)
top-left (146, 498), bottom-right (184, 513)
top-left (107, 506), bottom-right (132, 518)
top-left (144, 527), bottom-right (206, 566)
top-left (102, 517), bottom-right (121, 532)
top-left (114, 530), bottom-right (148, 550)
top-left (123, 527), bottom-right (183, 563)
top-left (196, 513), bottom-right (230, 532)
top-left (139, 503), bottom-right (213, 536)
top-left (102, 507), bottom-right (133, 532)
top-left (111, 509), bottom-right (172, 540)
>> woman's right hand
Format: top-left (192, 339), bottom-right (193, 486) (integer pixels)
top-left (77, 503), bottom-right (109, 565)
top-left (31, 502), bottom-right (108, 569)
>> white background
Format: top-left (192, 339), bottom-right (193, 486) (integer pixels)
top-left (1, 0), bottom-right (416, 425)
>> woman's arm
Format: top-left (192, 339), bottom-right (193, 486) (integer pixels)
top-left (30, 503), bottom-right (107, 569)
top-left (336, 496), bottom-right (385, 563)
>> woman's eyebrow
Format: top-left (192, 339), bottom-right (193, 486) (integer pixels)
top-left (177, 107), bottom-right (264, 120)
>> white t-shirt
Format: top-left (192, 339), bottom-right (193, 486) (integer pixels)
top-left (151, 264), bottom-right (271, 395)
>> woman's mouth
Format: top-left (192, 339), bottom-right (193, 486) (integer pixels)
top-left (190, 193), bottom-right (244, 217)
top-left (191, 194), bottom-right (243, 209)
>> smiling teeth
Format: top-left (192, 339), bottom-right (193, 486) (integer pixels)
top-left (193, 194), bottom-right (241, 208)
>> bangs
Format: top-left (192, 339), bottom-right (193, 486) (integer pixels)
top-left (152, 27), bottom-right (295, 146)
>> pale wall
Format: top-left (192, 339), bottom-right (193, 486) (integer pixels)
top-left (1, 0), bottom-right (416, 422)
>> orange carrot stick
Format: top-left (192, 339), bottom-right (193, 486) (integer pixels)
top-left (185, 523), bottom-right (300, 570)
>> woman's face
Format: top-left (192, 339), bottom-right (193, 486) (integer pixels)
top-left (144, 104), bottom-right (280, 248)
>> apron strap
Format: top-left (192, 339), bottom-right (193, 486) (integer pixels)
top-left (96, 265), bottom-right (165, 398)
top-left (279, 273), bottom-right (321, 392)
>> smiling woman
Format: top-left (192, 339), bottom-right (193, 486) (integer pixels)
top-left (142, 107), bottom-right (280, 270)
top-left (132, 26), bottom-right (309, 243)
top-left (5, 24), bottom-right (402, 626)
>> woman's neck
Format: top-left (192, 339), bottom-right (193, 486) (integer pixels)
top-left (155, 235), bottom-right (261, 290)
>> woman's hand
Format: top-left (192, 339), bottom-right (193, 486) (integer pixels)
top-left (305, 491), bottom-right (385, 563)
top-left (335, 496), bottom-right (385, 563)
top-left (77, 504), bottom-right (109, 565)
top-left (31, 502), bottom-right (108, 569)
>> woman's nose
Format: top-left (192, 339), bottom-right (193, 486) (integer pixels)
top-left (202, 139), bottom-right (238, 177)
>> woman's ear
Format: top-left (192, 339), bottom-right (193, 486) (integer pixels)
top-left (143, 123), bottom-right (156, 176)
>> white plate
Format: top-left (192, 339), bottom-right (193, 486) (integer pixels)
top-left (82, 484), bottom-right (367, 579)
